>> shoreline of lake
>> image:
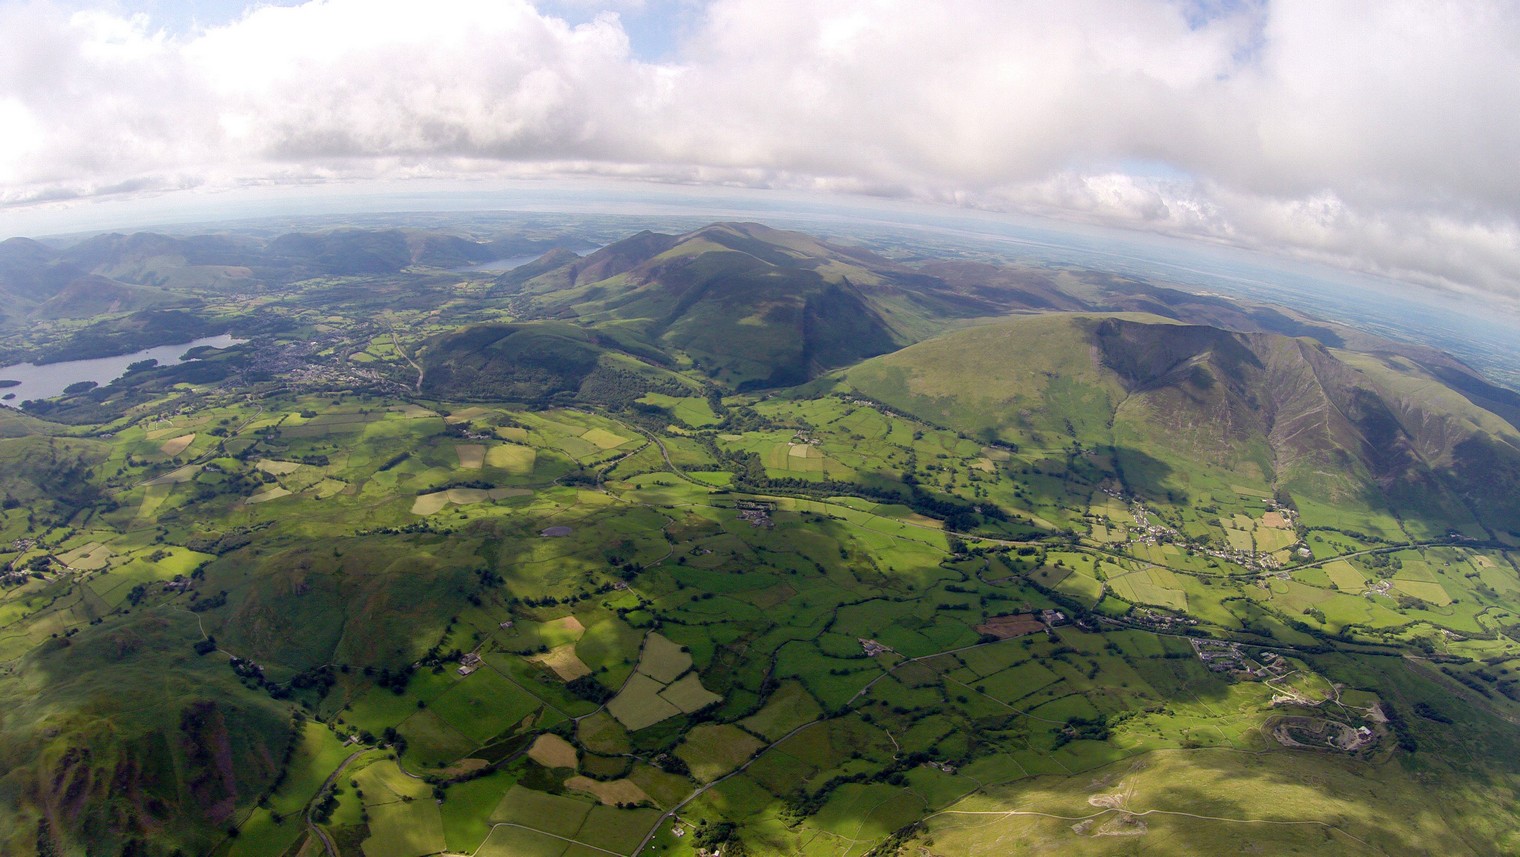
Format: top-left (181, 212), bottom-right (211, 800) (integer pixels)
top-left (0, 334), bottom-right (248, 408)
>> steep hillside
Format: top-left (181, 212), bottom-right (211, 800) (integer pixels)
top-left (11, 219), bottom-right (1520, 857)
top-left (1, 611), bottom-right (293, 857)
top-left (842, 313), bottom-right (1520, 539)
top-left (33, 275), bottom-right (194, 319)
top-left (498, 222), bottom-right (1070, 389)
top-left (0, 238), bottom-right (88, 308)
top-left (418, 321), bottom-right (688, 404)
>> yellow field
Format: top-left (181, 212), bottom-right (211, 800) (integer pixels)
top-left (528, 734), bottom-right (578, 769)
top-left (566, 775), bottom-right (651, 806)
top-left (159, 434), bottom-right (195, 456)
top-left (455, 444), bottom-right (485, 469)
top-left (532, 644), bottom-right (593, 680)
top-left (255, 459), bottom-right (303, 475)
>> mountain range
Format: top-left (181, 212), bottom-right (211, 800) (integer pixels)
top-left (4, 219), bottom-right (1520, 857)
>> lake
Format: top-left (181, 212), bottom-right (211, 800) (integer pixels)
top-left (0, 334), bottom-right (247, 408)
top-left (452, 254), bottom-right (546, 272)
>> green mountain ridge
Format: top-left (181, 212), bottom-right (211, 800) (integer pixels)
top-left (841, 313), bottom-right (1520, 539)
top-left (4, 220), bottom-right (1520, 857)
top-left (498, 223), bottom-right (916, 389)
top-left (418, 321), bottom-right (689, 404)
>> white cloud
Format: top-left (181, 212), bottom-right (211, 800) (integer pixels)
top-left (0, 0), bottom-right (1516, 297)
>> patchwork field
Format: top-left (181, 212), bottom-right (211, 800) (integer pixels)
top-left (5, 296), bottom-right (1520, 857)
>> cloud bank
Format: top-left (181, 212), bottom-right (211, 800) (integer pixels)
top-left (0, 0), bottom-right (1516, 297)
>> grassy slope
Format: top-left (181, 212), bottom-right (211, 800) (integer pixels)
top-left (842, 312), bottom-right (1520, 538)
top-left (7, 226), bottom-right (1520, 857)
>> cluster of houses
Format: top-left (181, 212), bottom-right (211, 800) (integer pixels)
top-left (253, 334), bottom-right (404, 396)
top-left (1190, 638), bottom-right (1292, 680)
top-left (4, 538), bottom-right (39, 576)
top-left (0, 568), bottom-right (34, 585)
top-left (1096, 487), bottom-right (1315, 572)
top-left (1112, 608), bottom-right (1198, 632)
top-left (859, 638), bottom-right (892, 656)
top-left (736, 501), bottom-right (775, 528)
top-left (458, 652), bottom-right (483, 676)
top-left (1190, 638), bottom-right (1265, 675)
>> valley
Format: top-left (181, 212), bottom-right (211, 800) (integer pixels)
top-left (1, 220), bottom-right (1519, 857)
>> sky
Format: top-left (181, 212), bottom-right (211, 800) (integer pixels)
top-left (0, 0), bottom-right (1517, 303)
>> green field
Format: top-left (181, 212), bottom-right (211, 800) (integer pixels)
top-left (5, 223), bottom-right (1520, 857)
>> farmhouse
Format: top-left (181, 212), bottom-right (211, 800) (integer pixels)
top-left (458, 652), bottom-right (483, 676)
top-left (736, 501), bottom-right (776, 528)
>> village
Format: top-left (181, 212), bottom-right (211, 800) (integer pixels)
top-left (1188, 638), bottom-right (1293, 681)
top-left (736, 500), bottom-right (776, 528)
top-left (243, 331), bottom-right (410, 399)
top-left (1096, 486), bottom-right (1308, 573)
